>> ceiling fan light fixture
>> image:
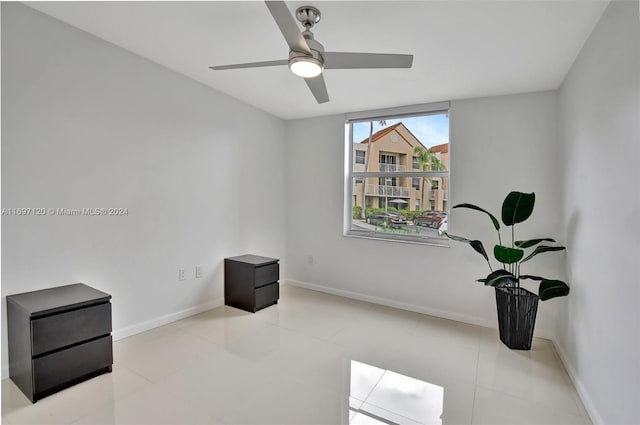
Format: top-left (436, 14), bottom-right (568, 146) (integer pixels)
top-left (289, 56), bottom-right (323, 78)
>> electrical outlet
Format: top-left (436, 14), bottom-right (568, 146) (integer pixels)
top-left (178, 268), bottom-right (185, 281)
top-left (195, 265), bottom-right (203, 278)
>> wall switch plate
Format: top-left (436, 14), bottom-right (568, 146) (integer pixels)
top-left (178, 269), bottom-right (185, 281)
top-left (195, 265), bottom-right (203, 279)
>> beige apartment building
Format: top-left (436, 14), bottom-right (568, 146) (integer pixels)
top-left (353, 122), bottom-right (449, 212)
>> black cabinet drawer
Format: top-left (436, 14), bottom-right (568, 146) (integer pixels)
top-left (33, 335), bottom-right (112, 395)
top-left (255, 282), bottom-right (279, 311)
top-left (255, 263), bottom-right (279, 288)
top-left (31, 303), bottom-right (112, 356)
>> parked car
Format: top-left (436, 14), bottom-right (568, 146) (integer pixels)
top-left (366, 211), bottom-right (407, 228)
top-left (413, 211), bottom-right (447, 228)
top-left (438, 216), bottom-right (448, 235)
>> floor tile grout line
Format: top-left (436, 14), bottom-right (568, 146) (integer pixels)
top-left (474, 382), bottom-right (586, 418)
top-left (470, 335), bottom-right (482, 424)
top-left (359, 369), bottom-right (388, 408)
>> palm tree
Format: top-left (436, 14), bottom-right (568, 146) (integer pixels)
top-left (413, 145), bottom-right (446, 211)
top-left (360, 120), bottom-right (386, 217)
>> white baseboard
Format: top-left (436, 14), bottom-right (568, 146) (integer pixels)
top-left (1, 298), bottom-right (224, 380)
top-left (111, 297), bottom-right (224, 341)
top-left (286, 279), bottom-right (553, 340)
top-left (552, 340), bottom-right (601, 425)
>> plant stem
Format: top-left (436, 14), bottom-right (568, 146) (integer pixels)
top-left (497, 230), bottom-right (505, 270)
top-left (511, 225), bottom-right (515, 275)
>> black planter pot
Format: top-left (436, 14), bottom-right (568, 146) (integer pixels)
top-left (494, 287), bottom-right (539, 350)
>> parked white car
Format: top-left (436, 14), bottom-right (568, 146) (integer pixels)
top-left (438, 216), bottom-right (448, 235)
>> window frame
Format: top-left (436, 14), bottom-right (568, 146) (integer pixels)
top-left (412, 177), bottom-right (421, 190)
top-left (344, 101), bottom-right (451, 247)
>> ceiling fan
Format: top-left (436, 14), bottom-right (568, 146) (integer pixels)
top-left (209, 1), bottom-right (414, 104)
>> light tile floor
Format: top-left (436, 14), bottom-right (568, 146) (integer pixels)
top-left (2, 284), bottom-right (591, 425)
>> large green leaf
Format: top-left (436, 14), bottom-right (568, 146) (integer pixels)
top-left (445, 233), bottom-right (489, 263)
top-left (515, 238), bottom-right (556, 249)
top-left (452, 203), bottom-right (500, 231)
top-left (501, 192), bottom-right (535, 226)
top-left (539, 280), bottom-right (570, 301)
top-left (494, 245), bottom-right (524, 264)
top-left (483, 269), bottom-right (517, 287)
top-left (521, 245), bottom-right (566, 263)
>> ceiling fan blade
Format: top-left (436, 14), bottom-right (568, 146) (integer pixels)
top-left (324, 52), bottom-right (413, 70)
top-left (209, 59), bottom-right (288, 71)
top-left (305, 74), bottom-right (329, 104)
top-left (265, 1), bottom-right (311, 55)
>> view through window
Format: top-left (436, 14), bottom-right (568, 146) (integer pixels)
top-left (346, 108), bottom-right (449, 245)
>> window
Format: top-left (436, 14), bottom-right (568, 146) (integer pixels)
top-left (379, 154), bottom-right (398, 172)
top-left (380, 177), bottom-right (397, 187)
top-left (346, 102), bottom-right (450, 245)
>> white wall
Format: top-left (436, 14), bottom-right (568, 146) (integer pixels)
top-left (556, 1), bottom-right (640, 423)
top-left (285, 91), bottom-right (565, 335)
top-left (1, 3), bottom-right (286, 376)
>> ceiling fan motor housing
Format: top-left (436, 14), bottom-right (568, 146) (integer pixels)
top-left (288, 31), bottom-right (325, 74)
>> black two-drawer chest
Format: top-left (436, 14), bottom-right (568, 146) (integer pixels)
top-left (6, 283), bottom-right (113, 402)
top-left (225, 255), bottom-right (279, 313)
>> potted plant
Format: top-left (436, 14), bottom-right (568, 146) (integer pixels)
top-left (446, 191), bottom-right (569, 350)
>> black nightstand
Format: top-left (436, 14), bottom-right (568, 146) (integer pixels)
top-left (6, 283), bottom-right (113, 402)
top-left (224, 255), bottom-right (279, 313)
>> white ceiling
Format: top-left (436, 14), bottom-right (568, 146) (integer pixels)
top-left (26, 1), bottom-right (608, 120)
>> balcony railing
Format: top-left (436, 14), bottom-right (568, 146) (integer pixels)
top-left (379, 164), bottom-right (406, 172)
top-left (365, 184), bottom-right (410, 197)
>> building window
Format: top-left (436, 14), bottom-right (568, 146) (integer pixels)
top-left (346, 102), bottom-right (450, 245)
top-left (379, 154), bottom-right (399, 172)
top-left (380, 177), bottom-right (397, 187)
